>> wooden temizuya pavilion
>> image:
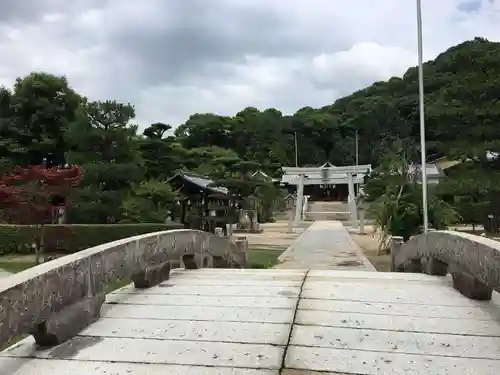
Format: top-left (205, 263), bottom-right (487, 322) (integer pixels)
top-left (168, 171), bottom-right (239, 235)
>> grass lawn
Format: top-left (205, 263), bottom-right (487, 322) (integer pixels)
top-left (248, 248), bottom-right (283, 269)
top-left (0, 260), bottom-right (34, 274)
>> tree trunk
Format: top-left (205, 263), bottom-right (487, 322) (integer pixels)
top-left (35, 225), bottom-right (45, 265)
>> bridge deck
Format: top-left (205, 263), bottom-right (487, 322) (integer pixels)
top-left (2, 268), bottom-right (500, 374)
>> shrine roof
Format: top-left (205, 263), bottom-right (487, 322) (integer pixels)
top-left (168, 172), bottom-right (228, 196)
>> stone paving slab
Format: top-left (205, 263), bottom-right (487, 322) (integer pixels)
top-left (3, 336), bottom-right (284, 369)
top-left (298, 298), bottom-right (500, 320)
top-left (178, 268), bottom-right (306, 275)
top-left (291, 325), bottom-right (500, 359)
top-left (285, 345), bottom-right (500, 374)
top-left (158, 277), bottom-right (303, 287)
top-left (296, 309), bottom-right (500, 336)
top-left (301, 280), bottom-right (482, 306)
top-left (168, 271), bottom-right (306, 281)
top-left (106, 293), bottom-right (298, 309)
top-left (275, 221), bottom-right (375, 270)
top-left (102, 301), bottom-right (295, 324)
top-left (113, 284), bottom-right (301, 297)
top-left (4, 268), bottom-right (500, 374)
top-left (81, 318), bottom-right (290, 345)
top-left (307, 269), bottom-right (444, 281)
top-left (0, 358), bottom-right (279, 375)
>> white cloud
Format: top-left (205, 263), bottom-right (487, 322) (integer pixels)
top-left (0, 0), bottom-right (498, 128)
top-left (309, 43), bottom-right (417, 92)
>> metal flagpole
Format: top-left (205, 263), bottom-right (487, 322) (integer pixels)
top-left (294, 131), bottom-right (299, 167)
top-left (417, 0), bottom-right (429, 233)
top-left (355, 129), bottom-right (359, 196)
top-left (355, 129), bottom-right (359, 166)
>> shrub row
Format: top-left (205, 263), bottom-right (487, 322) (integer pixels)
top-left (0, 223), bottom-right (184, 255)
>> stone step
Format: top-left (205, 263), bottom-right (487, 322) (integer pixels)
top-left (306, 201), bottom-right (351, 221)
top-left (308, 202), bottom-right (349, 211)
top-left (305, 212), bottom-right (351, 221)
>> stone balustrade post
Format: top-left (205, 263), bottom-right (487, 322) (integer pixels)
top-left (287, 208), bottom-right (294, 233)
top-left (235, 236), bottom-right (249, 267)
top-left (392, 236), bottom-right (422, 273)
top-left (390, 236), bottom-right (404, 272)
top-left (358, 208), bottom-right (365, 234)
top-left (451, 271), bottom-right (492, 300)
top-left (421, 257), bottom-right (448, 276)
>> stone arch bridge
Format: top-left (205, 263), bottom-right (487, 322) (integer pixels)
top-left (1, 223), bottom-right (500, 374)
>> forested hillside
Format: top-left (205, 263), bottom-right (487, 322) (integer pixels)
top-left (175, 37), bottom-right (500, 167)
top-left (0, 37), bottom-right (498, 224)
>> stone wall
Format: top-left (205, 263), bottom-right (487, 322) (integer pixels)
top-left (0, 229), bottom-right (247, 349)
top-left (392, 230), bottom-right (500, 301)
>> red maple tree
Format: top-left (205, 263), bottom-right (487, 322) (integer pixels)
top-left (0, 165), bottom-right (83, 224)
top-left (0, 165), bottom-right (83, 262)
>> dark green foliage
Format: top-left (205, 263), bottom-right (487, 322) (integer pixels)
top-left (1, 73), bottom-right (80, 167)
top-left (364, 145), bottom-right (460, 249)
top-left (0, 225), bottom-right (40, 254)
top-left (120, 180), bottom-right (177, 223)
top-left (1, 39), bottom-right (500, 227)
top-left (67, 100), bottom-right (145, 223)
top-left (139, 122), bottom-right (185, 180)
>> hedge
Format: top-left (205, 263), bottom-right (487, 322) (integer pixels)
top-left (0, 223), bottom-right (184, 256)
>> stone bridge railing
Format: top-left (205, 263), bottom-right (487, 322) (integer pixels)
top-left (392, 230), bottom-right (500, 301)
top-left (0, 229), bottom-right (247, 349)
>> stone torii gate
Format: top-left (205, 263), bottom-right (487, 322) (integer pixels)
top-left (280, 163), bottom-right (372, 227)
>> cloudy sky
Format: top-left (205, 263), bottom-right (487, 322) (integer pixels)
top-left (0, 0), bottom-right (498, 129)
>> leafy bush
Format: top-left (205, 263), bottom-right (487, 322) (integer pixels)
top-left (0, 223), bottom-right (184, 255)
top-left (255, 184), bottom-right (287, 223)
top-left (120, 179), bottom-right (177, 223)
top-left (363, 144), bottom-right (460, 252)
top-left (436, 170), bottom-right (493, 229)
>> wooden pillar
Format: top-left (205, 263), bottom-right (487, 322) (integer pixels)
top-left (180, 199), bottom-right (188, 228)
top-left (203, 194), bottom-right (209, 232)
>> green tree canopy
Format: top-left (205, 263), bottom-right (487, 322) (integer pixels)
top-left (0, 38), bottom-right (499, 226)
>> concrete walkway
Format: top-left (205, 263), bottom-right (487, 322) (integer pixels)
top-left (275, 220), bottom-right (375, 271)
